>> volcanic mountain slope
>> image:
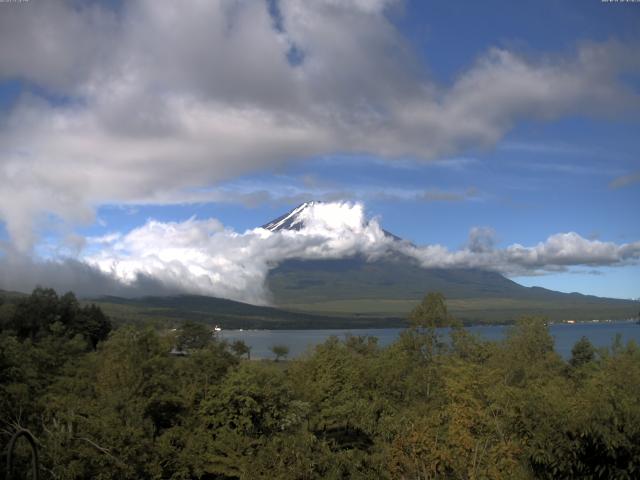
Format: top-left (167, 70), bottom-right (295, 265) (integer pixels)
top-left (264, 203), bottom-right (638, 323)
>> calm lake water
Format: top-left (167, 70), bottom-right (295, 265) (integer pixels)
top-left (219, 322), bottom-right (640, 360)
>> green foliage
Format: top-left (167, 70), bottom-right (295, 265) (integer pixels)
top-left (176, 320), bottom-right (212, 351)
top-left (0, 287), bottom-right (111, 349)
top-left (202, 362), bottom-right (305, 436)
top-left (570, 335), bottom-right (596, 368)
top-left (409, 292), bottom-right (459, 328)
top-left (2, 289), bottom-right (640, 479)
top-left (271, 344), bottom-right (290, 361)
top-left (230, 339), bottom-right (251, 359)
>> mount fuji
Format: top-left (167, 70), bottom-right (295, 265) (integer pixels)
top-left (81, 202), bottom-right (639, 328)
top-left (263, 202), bottom-right (638, 323)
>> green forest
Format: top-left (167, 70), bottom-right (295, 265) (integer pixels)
top-left (1, 289), bottom-right (640, 479)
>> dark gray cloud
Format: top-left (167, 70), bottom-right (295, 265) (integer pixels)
top-left (466, 227), bottom-right (497, 253)
top-left (421, 187), bottom-right (480, 203)
top-left (0, 255), bottom-right (181, 299)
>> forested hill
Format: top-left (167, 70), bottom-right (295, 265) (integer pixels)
top-left (88, 294), bottom-right (406, 329)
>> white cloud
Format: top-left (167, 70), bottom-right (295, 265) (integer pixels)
top-left (0, 1), bottom-right (639, 250)
top-left (403, 231), bottom-right (640, 276)
top-left (83, 202), bottom-right (392, 303)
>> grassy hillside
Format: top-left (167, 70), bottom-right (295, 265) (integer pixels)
top-left (90, 294), bottom-right (406, 329)
top-left (277, 297), bottom-right (638, 323)
top-left (267, 257), bottom-right (639, 322)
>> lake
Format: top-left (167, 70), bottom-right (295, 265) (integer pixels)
top-left (219, 321), bottom-right (640, 360)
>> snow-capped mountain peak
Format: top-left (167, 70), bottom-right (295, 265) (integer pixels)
top-left (261, 201), bottom-right (319, 232)
top-left (261, 201), bottom-right (402, 241)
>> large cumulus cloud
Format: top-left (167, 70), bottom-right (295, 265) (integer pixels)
top-left (0, 0), bottom-right (639, 250)
top-left (83, 202), bottom-right (392, 303)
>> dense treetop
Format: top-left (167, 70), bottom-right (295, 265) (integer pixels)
top-left (1, 289), bottom-right (639, 479)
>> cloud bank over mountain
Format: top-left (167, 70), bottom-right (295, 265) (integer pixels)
top-left (83, 202), bottom-right (393, 303)
top-left (3, 202), bottom-right (635, 304)
top-left (0, 0), bottom-right (639, 250)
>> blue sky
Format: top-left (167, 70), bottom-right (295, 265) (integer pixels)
top-left (0, 0), bottom-right (638, 300)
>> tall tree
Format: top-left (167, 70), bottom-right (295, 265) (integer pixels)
top-left (176, 321), bottom-right (212, 351)
top-left (11, 287), bottom-right (60, 340)
top-left (569, 336), bottom-right (596, 368)
top-left (271, 345), bottom-right (289, 362)
top-left (409, 292), bottom-right (458, 329)
top-left (231, 339), bottom-right (251, 360)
